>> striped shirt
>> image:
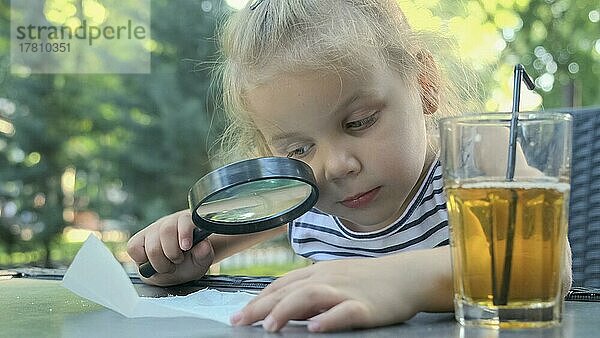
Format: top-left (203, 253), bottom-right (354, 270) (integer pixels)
top-left (289, 159), bottom-right (449, 261)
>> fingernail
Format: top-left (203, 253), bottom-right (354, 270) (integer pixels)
top-left (308, 321), bottom-right (320, 332)
top-left (262, 315), bottom-right (277, 332)
top-left (230, 311), bottom-right (243, 325)
top-left (181, 238), bottom-right (191, 251)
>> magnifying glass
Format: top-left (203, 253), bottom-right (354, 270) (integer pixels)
top-left (139, 157), bottom-right (319, 278)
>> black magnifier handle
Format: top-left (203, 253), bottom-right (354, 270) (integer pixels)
top-left (138, 227), bottom-right (211, 278)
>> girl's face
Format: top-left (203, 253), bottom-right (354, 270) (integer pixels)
top-left (246, 66), bottom-right (432, 231)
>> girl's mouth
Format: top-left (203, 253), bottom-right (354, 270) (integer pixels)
top-left (340, 186), bottom-right (381, 209)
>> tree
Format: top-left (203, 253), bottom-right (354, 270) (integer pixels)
top-left (502, 0), bottom-right (600, 108)
top-left (0, 0), bottom-right (229, 266)
top-left (399, 0), bottom-right (600, 110)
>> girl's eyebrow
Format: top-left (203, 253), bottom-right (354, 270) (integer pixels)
top-left (335, 92), bottom-right (361, 114)
top-left (268, 90), bottom-right (375, 144)
top-left (269, 131), bottom-right (303, 144)
top-left (330, 89), bottom-right (381, 116)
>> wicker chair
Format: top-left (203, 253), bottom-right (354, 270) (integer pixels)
top-left (568, 107), bottom-right (600, 287)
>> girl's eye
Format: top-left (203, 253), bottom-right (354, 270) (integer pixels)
top-left (286, 144), bottom-right (313, 158)
top-left (344, 112), bottom-right (379, 131)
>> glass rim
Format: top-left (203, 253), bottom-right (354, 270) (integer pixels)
top-left (439, 111), bottom-right (572, 126)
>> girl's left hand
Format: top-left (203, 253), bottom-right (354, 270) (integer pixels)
top-left (230, 247), bottom-right (453, 332)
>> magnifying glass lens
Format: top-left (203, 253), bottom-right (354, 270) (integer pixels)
top-left (196, 179), bottom-right (313, 223)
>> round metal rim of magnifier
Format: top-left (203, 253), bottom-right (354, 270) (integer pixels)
top-left (188, 157), bottom-right (319, 234)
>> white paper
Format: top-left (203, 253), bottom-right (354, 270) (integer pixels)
top-left (62, 234), bottom-right (255, 325)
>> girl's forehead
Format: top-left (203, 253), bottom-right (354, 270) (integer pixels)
top-left (245, 53), bottom-right (388, 87)
top-left (246, 63), bottom-right (412, 106)
top-left (246, 66), bottom-right (381, 103)
top-left (247, 70), bottom-right (370, 114)
top-left (245, 72), bottom-right (343, 126)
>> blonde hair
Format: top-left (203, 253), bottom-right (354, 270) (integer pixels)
top-left (211, 0), bottom-right (480, 165)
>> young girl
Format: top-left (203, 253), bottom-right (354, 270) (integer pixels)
top-left (127, 0), bottom-right (572, 332)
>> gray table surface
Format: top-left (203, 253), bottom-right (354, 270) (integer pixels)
top-left (1, 277), bottom-right (599, 337)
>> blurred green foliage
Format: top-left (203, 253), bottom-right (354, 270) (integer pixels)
top-left (0, 0), bottom-right (598, 268)
top-left (220, 261), bottom-right (312, 277)
top-left (0, 0), bottom-right (228, 266)
top-left (399, 0), bottom-right (600, 110)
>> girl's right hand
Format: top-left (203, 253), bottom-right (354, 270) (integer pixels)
top-left (127, 210), bottom-right (215, 286)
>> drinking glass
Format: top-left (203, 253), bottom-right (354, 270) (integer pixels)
top-left (440, 112), bottom-right (572, 328)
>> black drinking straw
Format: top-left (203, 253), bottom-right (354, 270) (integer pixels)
top-left (497, 64), bottom-right (536, 306)
top-left (506, 64), bottom-right (536, 180)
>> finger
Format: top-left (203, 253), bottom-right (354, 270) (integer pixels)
top-left (234, 283), bottom-right (339, 329)
top-left (260, 285), bottom-right (345, 332)
top-left (151, 239), bottom-right (213, 286)
top-left (240, 266), bottom-right (315, 314)
top-left (255, 265), bottom-right (314, 299)
top-left (144, 230), bottom-right (175, 274)
top-left (234, 283), bottom-right (295, 326)
top-left (307, 300), bottom-right (371, 333)
top-left (126, 232), bottom-right (148, 264)
top-left (177, 212), bottom-right (195, 251)
top-left (189, 239), bottom-right (214, 270)
top-left (241, 273), bottom-right (306, 312)
top-left (159, 221), bottom-right (184, 264)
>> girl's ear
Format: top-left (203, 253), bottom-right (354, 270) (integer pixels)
top-left (416, 51), bottom-right (440, 115)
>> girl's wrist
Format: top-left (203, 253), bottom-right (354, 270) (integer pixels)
top-left (383, 246), bottom-right (454, 313)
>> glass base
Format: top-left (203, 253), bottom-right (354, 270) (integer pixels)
top-left (455, 298), bottom-right (562, 329)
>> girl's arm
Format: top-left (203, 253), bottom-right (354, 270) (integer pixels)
top-left (231, 235), bottom-right (572, 333)
top-left (232, 246), bottom-right (454, 332)
top-left (210, 225), bottom-right (287, 263)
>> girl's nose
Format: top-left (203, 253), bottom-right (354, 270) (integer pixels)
top-left (323, 148), bottom-right (362, 182)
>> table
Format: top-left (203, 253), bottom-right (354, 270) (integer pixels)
top-left (1, 276), bottom-right (599, 337)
